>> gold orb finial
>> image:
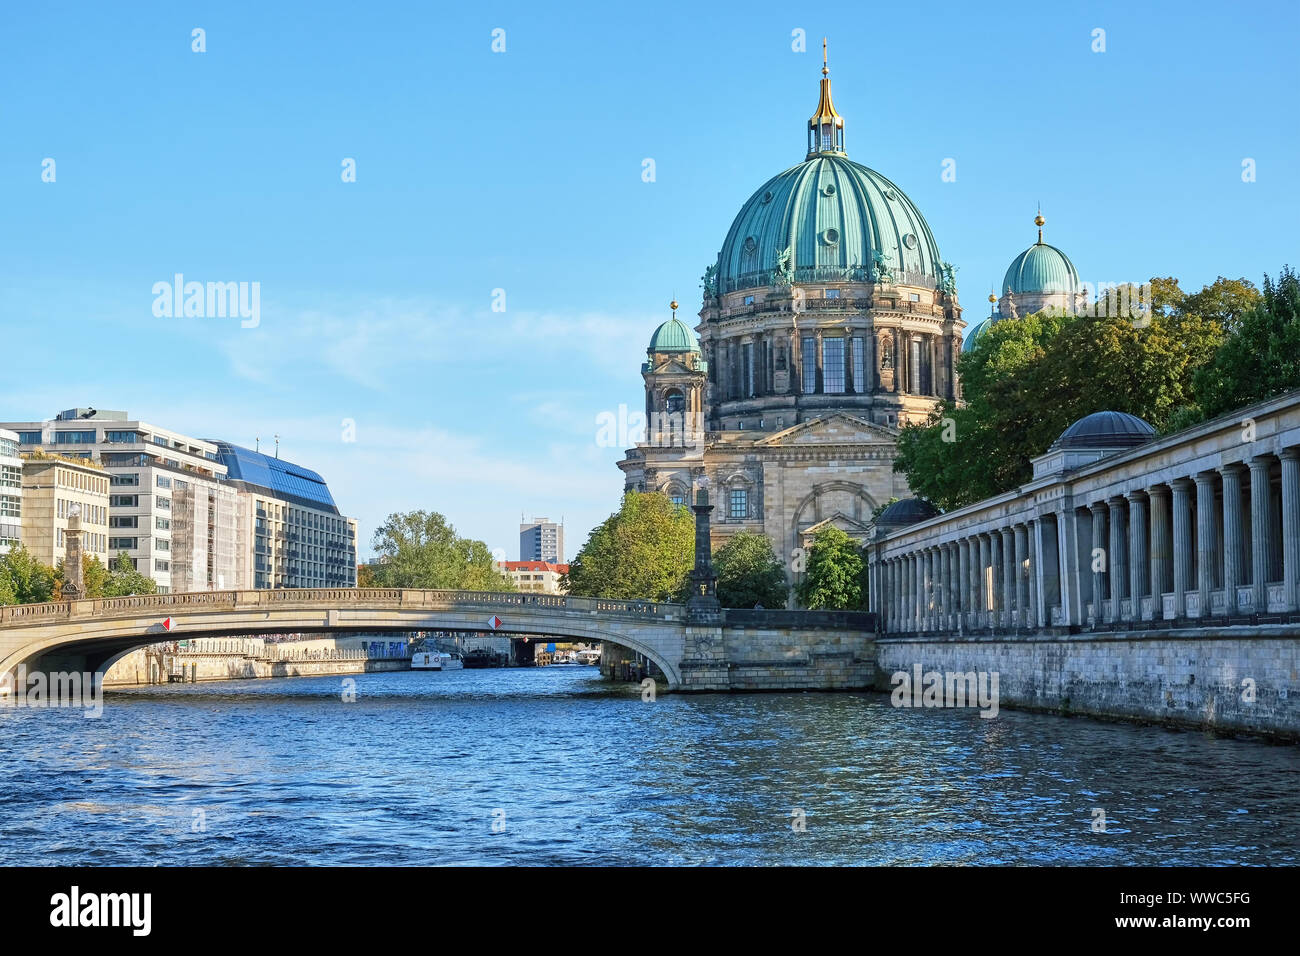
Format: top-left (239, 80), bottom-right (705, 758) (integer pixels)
top-left (988, 292), bottom-right (997, 303)
top-left (670, 299), bottom-right (678, 313)
top-left (822, 38), bottom-right (829, 76)
top-left (1034, 212), bottom-right (1046, 228)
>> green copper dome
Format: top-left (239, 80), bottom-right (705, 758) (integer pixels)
top-left (715, 155), bottom-right (944, 295)
top-left (1002, 241), bottom-right (1080, 296)
top-left (647, 316), bottom-right (700, 353)
top-left (962, 316), bottom-right (991, 353)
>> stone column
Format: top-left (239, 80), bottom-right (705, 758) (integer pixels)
top-left (814, 328), bottom-right (825, 394)
top-left (1057, 509), bottom-right (1081, 626)
top-left (938, 545), bottom-right (949, 630)
top-left (1249, 456), bottom-right (1272, 612)
top-left (1194, 472), bottom-right (1218, 618)
top-left (978, 534), bottom-right (991, 626)
top-left (1221, 465), bottom-right (1243, 615)
top-left (1089, 503), bottom-right (1106, 623)
top-left (1107, 497), bottom-right (1127, 622)
top-left (1038, 517), bottom-right (1059, 623)
top-left (1279, 448), bottom-right (1300, 613)
top-left (1171, 477), bottom-right (1194, 618)
top-left (1000, 528), bottom-right (1015, 628)
top-left (1127, 491), bottom-right (1148, 620)
top-left (1030, 519), bottom-right (1045, 627)
top-left (1149, 485), bottom-right (1172, 615)
top-left (993, 530), bottom-right (1003, 629)
top-left (958, 538), bottom-right (970, 629)
top-left (1014, 524), bottom-right (1029, 627)
top-left (915, 551), bottom-right (925, 631)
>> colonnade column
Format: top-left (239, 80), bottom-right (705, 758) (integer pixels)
top-left (1089, 503), bottom-right (1106, 623)
top-left (977, 534), bottom-right (991, 627)
top-left (993, 532), bottom-right (1006, 626)
top-left (1127, 491), bottom-right (1148, 621)
top-left (1221, 466), bottom-right (1243, 614)
top-left (1194, 472), bottom-right (1218, 617)
top-left (938, 545), bottom-right (950, 629)
top-left (1000, 528), bottom-right (1015, 628)
top-left (914, 551), bottom-right (924, 631)
top-left (1149, 485), bottom-right (1172, 616)
top-left (958, 539), bottom-right (970, 629)
top-left (1282, 449), bottom-right (1300, 613)
top-left (1171, 478), bottom-right (1194, 618)
top-left (1107, 497), bottom-right (1127, 622)
top-left (1029, 519), bottom-right (1044, 627)
top-left (1014, 524), bottom-right (1029, 627)
top-left (1249, 457), bottom-right (1271, 611)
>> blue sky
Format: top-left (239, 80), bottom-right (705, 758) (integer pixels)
top-left (2, 0), bottom-right (1297, 560)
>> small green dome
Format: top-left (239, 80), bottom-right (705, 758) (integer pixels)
top-left (962, 316), bottom-right (990, 353)
top-left (716, 155), bottom-right (943, 295)
top-left (648, 316), bottom-right (700, 354)
top-left (1002, 242), bottom-right (1080, 296)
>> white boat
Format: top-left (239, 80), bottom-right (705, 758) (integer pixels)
top-left (574, 649), bottom-right (601, 666)
top-left (412, 651), bottom-right (463, 671)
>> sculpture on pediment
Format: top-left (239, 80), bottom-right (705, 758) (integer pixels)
top-left (700, 263), bottom-right (717, 298)
top-left (871, 250), bottom-right (895, 284)
top-left (774, 246), bottom-right (795, 288)
top-left (939, 261), bottom-right (957, 294)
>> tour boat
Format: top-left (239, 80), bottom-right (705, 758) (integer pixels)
top-left (411, 651), bottom-right (463, 671)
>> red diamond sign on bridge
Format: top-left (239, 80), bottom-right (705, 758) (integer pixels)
top-left (487, 615), bottom-right (503, 630)
top-left (162, 617), bottom-right (176, 631)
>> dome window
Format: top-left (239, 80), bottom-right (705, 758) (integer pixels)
top-left (822, 228), bottom-right (840, 245)
top-left (903, 233), bottom-right (918, 250)
top-left (743, 236), bottom-right (757, 254)
top-left (822, 183), bottom-right (837, 197)
top-left (761, 191), bottom-right (773, 204)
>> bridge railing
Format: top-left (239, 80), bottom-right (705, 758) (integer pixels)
top-left (0, 588), bottom-right (686, 626)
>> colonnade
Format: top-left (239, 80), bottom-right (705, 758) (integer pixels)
top-left (873, 448), bottom-right (1300, 633)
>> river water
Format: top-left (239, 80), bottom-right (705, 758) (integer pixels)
top-left (1, 666), bottom-right (1297, 865)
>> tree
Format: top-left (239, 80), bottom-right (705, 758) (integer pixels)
top-left (370, 511), bottom-right (513, 591)
top-left (1192, 266), bottom-right (1300, 420)
top-left (356, 563), bottom-right (379, 588)
top-left (0, 544), bottom-right (56, 604)
top-left (894, 278), bottom-right (1226, 509)
top-left (564, 492), bottom-right (694, 602)
top-left (712, 530), bottom-right (788, 608)
top-left (103, 552), bottom-right (158, 597)
top-left (794, 526), bottom-right (864, 610)
top-left (54, 554), bottom-right (109, 599)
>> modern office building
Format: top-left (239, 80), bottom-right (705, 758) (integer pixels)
top-left (1, 409), bottom-right (236, 592)
top-left (0, 429), bottom-right (22, 553)
top-left (19, 454), bottom-right (110, 568)
top-left (211, 442), bottom-right (358, 590)
top-left (519, 517), bottom-right (564, 563)
top-left (498, 560), bottom-right (569, 594)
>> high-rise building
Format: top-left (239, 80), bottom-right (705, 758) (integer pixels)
top-left (211, 442), bottom-right (357, 590)
top-left (19, 454), bottom-right (110, 568)
top-left (519, 517), bottom-right (564, 563)
top-left (0, 429), bottom-right (22, 553)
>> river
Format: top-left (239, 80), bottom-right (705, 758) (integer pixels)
top-left (2, 666), bottom-right (1297, 865)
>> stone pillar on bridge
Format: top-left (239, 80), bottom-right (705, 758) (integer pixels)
top-left (62, 505), bottom-right (85, 601)
top-left (687, 487), bottom-right (721, 619)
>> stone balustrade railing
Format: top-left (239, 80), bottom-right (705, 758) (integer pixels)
top-left (0, 588), bottom-right (686, 628)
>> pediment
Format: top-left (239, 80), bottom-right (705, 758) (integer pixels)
top-left (800, 511), bottom-right (874, 538)
top-left (652, 360), bottom-right (695, 376)
top-left (756, 412), bottom-right (897, 446)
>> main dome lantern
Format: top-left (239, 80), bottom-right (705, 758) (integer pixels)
top-left (713, 43), bottom-right (944, 297)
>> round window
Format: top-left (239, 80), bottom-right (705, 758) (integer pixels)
top-left (823, 228), bottom-right (840, 245)
top-left (761, 191), bottom-right (773, 204)
top-left (822, 183), bottom-right (837, 197)
top-left (903, 233), bottom-right (918, 250)
top-left (743, 236), bottom-right (757, 254)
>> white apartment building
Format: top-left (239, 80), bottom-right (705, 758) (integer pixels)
top-left (2, 409), bottom-right (238, 592)
top-left (0, 429), bottom-right (21, 553)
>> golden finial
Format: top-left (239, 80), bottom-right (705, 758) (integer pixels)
top-left (670, 299), bottom-right (678, 315)
top-left (988, 292), bottom-right (996, 303)
top-left (1035, 205), bottom-right (1045, 243)
top-left (822, 38), bottom-right (829, 76)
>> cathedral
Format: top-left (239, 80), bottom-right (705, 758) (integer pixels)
top-left (616, 49), bottom-right (1085, 589)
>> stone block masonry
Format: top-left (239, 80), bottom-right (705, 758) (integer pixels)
top-left (875, 627), bottom-right (1300, 741)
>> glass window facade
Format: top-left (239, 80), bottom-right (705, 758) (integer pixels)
top-left (852, 336), bottom-right (865, 392)
top-left (729, 488), bottom-right (748, 519)
top-left (801, 336), bottom-right (816, 394)
top-left (823, 337), bottom-right (845, 393)
top-left (55, 430), bottom-right (96, 444)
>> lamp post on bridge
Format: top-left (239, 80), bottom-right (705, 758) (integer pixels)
top-left (687, 481), bottom-right (721, 622)
top-left (62, 504), bottom-right (85, 601)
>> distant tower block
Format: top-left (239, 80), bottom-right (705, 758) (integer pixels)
top-left (520, 517), bottom-right (564, 563)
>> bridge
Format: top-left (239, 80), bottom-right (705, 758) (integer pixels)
top-left (0, 587), bottom-right (877, 692)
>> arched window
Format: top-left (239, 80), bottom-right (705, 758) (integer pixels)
top-left (665, 389), bottom-right (685, 413)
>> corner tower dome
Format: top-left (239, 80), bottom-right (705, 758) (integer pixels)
top-left (713, 46), bottom-right (945, 297)
top-left (996, 210), bottom-right (1085, 318)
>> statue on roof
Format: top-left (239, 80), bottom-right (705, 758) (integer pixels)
top-left (774, 246), bottom-right (795, 288)
top-left (700, 263), bottom-right (717, 298)
top-left (871, 250), bottom-right (894, 284)
top-left (939, 261), bottom-right (957, 294)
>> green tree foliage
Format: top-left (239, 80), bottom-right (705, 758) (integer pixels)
top-left (1192, 267), bottom-right (1300, 420)
top-left (103, 552), bottom-right (158, 597)
top-left (564, 492), bottom-right (694, 602)
top-left (356, 563), bottom-right (378, 588)
top-left (794, 526), bottom-right (864, 610)
top-left (0, 544), bottom-right (57, 605)
top-left (54, 554), bottom-right (109, 599)
top-left (712, 530), bottom-right (789, 608)
top-left (895, 278), bottom-right (1227, 509)
top-left (370, 511), bottom-right (514, 591)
